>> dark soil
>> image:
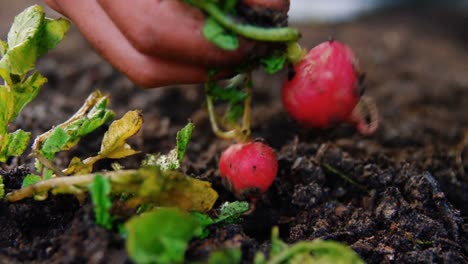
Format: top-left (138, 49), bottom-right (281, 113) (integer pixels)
top-left (1, 6), bottom-right (468, 264)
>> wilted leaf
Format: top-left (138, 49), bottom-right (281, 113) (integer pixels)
top-left (64, 156), bottom-right (93, 175)
top-left (32, 91), bottom-right (114, 175)
top-left (99, 110), bottom-right (142, 158)
top-left (138, 168), bottom-right (218, 212)
top-left (106, 143), bottom-right (140, 159)
top-left (88, 174), bottom-right (113, 229)
top-left (125, 208), bottom-right (201, 264)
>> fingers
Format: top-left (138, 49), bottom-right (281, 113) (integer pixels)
top-left (52, 0), bottom-right (219, 88)
top-left (97, 0), bottom-right (256, 67)
top-left (44, 0), bottom-right (64, 13)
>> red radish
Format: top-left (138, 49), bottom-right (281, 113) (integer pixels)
top-left (219, 141), bottom-right (278, 199)
top-left (282, 40), bottom-right (378, 135)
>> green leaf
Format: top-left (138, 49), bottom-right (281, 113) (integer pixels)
top-left (88, 174), bottom-right (113, 229)
top-left (207, 83), bottom-right (247, 104)
top-left (270, 226), bottom-right (288, 257)
top-left (0, 86), bottom-right (15, 134)
top-left (125, 208), bottom-right (201, 264)
top-left (0, 176), bottom-right (4, 199)
top-left (11, 71), bottom-right (47, 121)
top-left (0, 5), bottom-right (44, 76)
top-left (7, 5), bottom-right (43, 48)
top-left (21, 174), bottom-right (41, 188)
top-left (40, 127), bottom-right (71, 160)
top-left (205, 76), bottom-right (248, 124)
top-left (176, 122), bottom-right (194, 165)
top-left (207, 248), bottom-right (241, 264)
top-left (222, 0), bottom-right (238, 14)
top-left (37, 18), bottom-right (70, 57)
top-left (226, 104), bottom-right (244, 124)
top-left (149, 122), bottom-right (194, 170)
top-left (0, 40), bottom-right (7, 57)
top-left (261, 54), bottom-right (286, 74)
top-left (62, 96), bottom-right (114, 150)
top-left (191, 212), bottom-right (214, 238)
top-left (297, 240), bottom-right (364, 264)
top-left (258, 227), bottom-right (365, 264)
top-left (214, 201), bottom-right (249, 224)
top-left (0, 129), bottom-right (31, 162)
top-left (77, 97), bottom-right (114, 136)
top-left (203, 17), bottom-right (239, 51)
top-left (192, 201), bottom-right (248, 239)
top-left (0, 6), bottom-right (70, 80)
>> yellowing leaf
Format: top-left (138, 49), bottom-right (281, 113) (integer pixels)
top-left (99, 110), bottom-right (142, 158)
top-left (139, 169), bottom-right (218, 213)
top-left (64, 157), bottom-right (93, 175)
top-left (106, 143), bottom-right (140, 159)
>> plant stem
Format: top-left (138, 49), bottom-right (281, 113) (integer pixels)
top-left (5, 169), bottom-right (139, 202)
top-left (189, 0), bottom-right (300, 42)
top-left (240, 72), bottom-right (252, 142)
top-left (286, 41), bottom-right (307, 64)
top-left (205, 91), bottom-right (239, 140)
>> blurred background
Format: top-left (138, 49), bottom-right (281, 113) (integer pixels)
top-left (289, 0), bottom-right (468, 22)
top-left (2, 1), bottom-right (468, 33)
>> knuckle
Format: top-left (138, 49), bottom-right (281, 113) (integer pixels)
top-left (125, 26), bottom-right (159, 55)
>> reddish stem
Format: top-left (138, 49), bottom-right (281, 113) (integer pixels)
top-left (350, 96), bottom-right (379, 135)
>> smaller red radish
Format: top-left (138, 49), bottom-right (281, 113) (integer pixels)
top-left (219, 141), bottom-right (278, 199)
top-left (282, 40), bottom-right (378, 135)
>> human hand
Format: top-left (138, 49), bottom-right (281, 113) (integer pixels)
top-left (44, 0), bottom-right (289, 88)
